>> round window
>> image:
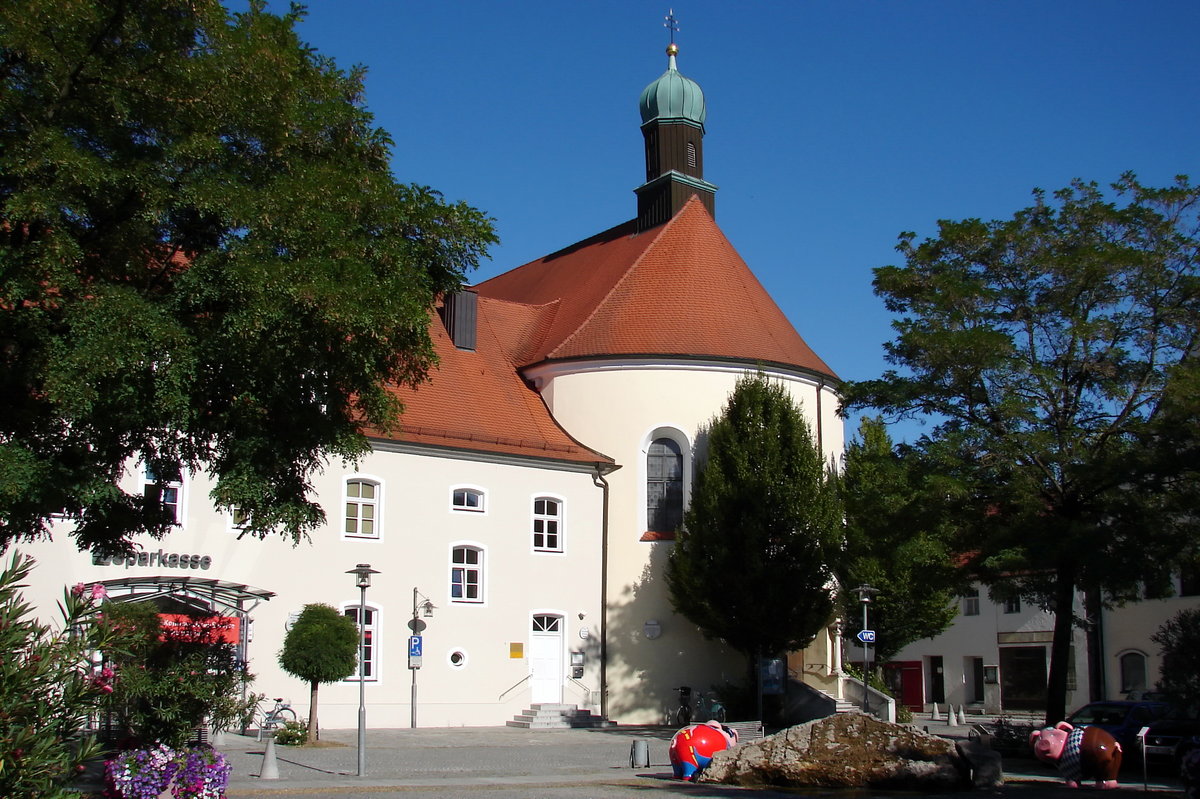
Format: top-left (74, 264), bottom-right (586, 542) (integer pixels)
top-left (448, 649), bottom-right (468, 669)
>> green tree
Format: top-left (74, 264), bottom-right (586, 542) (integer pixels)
top-left (98, 601), bottom-right (255, 748)
top-left (1151, 608), bottom-right (1200, 711)
top-left (0, 552), bottom-right (121, 798)
top-left (845, 174), bottom-right (1200, 724)
top-left (278, 603), bottom-right (359, 743)
top-left (666, 372), bottom-right (843, 709)
top-left (836, 416), bottom-right (961, 664)
top-left (0, 0), bottom-right (496, 554)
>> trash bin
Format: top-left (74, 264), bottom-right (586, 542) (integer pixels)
top-left (630, 739), bottom-right (650, 768)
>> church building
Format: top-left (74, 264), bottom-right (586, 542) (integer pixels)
top-left (20, 43), bottom-right (846, 728)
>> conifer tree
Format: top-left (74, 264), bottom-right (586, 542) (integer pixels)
top-left (666, 373), bottom-right (842, 702)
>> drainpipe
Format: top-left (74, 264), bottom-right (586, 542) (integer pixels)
top-left (815, 379), bottom-right (824, 455)
top-left (593, 466), bottom-right (612, 720)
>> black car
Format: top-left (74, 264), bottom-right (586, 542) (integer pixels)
top-left (1144, 710), bottom-right (1200, 768)
top-left (1065, 700), bottom-right (1172, 753)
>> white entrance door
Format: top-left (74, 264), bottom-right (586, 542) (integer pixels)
top-left (530, 614), bottom-right (564, 704)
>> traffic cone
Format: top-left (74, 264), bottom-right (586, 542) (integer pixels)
top-left (259, 737), bottom-right (280, 780)
top-left (946, 705), bottom-right (959, 727)
top-left (930, 701), bottom-right (941, 721)
top-left (958, 705), bottom-right (968, 725)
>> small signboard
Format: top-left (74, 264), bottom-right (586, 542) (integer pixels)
top-left (857, 629), bottom-right (876, 644)
top-left (408, 635), bottom-right (422, 669)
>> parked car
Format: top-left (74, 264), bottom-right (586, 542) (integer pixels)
top-left (1065, 700), bottom-right (1173, 755)
top-left (1143, 709), bottom-right (1200, 769)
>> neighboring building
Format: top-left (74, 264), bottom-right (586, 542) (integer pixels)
top-left (884, 576), bottom-right (1199, 716)
top-left (1097, 572), bottom-right (1200, 701)
top-left (15, 43), bottom-right (845, 728)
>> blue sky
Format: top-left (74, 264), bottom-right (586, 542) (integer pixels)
top-left (266, 1), bottom-right (1198, 440)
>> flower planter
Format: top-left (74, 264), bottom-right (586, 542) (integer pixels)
top-left (104, 744), bottom-right (230, 799)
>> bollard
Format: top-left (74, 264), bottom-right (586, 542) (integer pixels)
top-left (259, 737), bottom-right (280, 780)
top-left (630, 739), bottom-right (650, 768)
top-left (946, 705), bottom-right (959, 728)
top-left (931, 701), bottom-right (941, 722)
top-left (958, 706), bottom-right (968, 726)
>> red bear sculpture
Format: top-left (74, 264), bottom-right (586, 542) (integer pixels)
top-left (1030, 721), bottom-right (1122, 789)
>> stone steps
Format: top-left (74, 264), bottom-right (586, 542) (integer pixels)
top-left (506, 703), bottom-right (615, 729)
top-left (814, 688), bottom-right (860, 715)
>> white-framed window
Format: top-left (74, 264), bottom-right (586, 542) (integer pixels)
top-left (143, 466), bottom-right (185, 525)
top-left (1119, 650), bottom-right (1148, 694)
top-left (344, 476), bottom-right (381, 539)
top-left (532, 496), bottom-right (563, 553)
top-left (451, 544), bottom-right (484, 603)
top-left (341, 603), bottom-right (380, 681)
top-left (227, 506), bottom-right (249, 535)
top-left (533, 614), bottom-right (562, 633)
top-left (962, 587), bottom-right (980, 617)
top-left (451, 486), bottom-right (486, 513)
top-left (1002, 596), bottom-right (1021, 614)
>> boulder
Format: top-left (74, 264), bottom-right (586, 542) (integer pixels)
top-left (699, 712), bottom-right (972, 792)
top-left (957, 738), bottom-right (1004, 790)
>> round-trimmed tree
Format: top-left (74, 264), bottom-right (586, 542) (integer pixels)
top-left (278, 603), bottom-right (359, 743)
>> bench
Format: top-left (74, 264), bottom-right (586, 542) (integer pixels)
top-left (725, 720), bottom-right (765, 742)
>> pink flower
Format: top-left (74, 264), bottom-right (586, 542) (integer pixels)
top-left (71, 582), bottom-right (86, 597)
top-left (90, 583), bottom-right (107, 600)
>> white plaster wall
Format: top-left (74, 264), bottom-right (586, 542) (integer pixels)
top-left (889, 585), bottom-right (1089, 714)
top-left (532, 359), bottom-right (844, 722)
top-left (14, 445), bottom-right (606, 729)
top-left (1101, 588), bottom-right (1199, 699)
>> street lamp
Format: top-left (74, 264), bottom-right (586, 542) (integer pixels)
top-left (410, 588), bottom-right (435, 729)
top-left (854, 583), bottom-right (880, 714)
top-left (346, 564), bottom-right (378, 777)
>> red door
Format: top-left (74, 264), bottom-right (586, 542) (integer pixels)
top-left (884, 661), bottom-right (924, 710)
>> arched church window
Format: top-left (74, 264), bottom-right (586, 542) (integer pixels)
top-left (647, 438), bottom-right (684, 533)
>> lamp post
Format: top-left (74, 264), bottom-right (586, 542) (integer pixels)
top-left (854, 583), bottom-right (880, 713)
top-left (346, 564), bottom-right (378, 777)
top-left (410, 588), bottom-right (435, 729)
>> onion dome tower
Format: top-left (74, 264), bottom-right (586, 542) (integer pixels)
top-left (635, 41), bottom-right (718, 232)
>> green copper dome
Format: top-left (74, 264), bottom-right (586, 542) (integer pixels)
top-left (639, 44), bottom-right (706, 129)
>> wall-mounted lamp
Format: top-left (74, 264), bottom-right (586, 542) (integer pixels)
top-left (643, 619), bottom-right (662, 640)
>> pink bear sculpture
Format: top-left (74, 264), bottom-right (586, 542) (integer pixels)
top-left (668, 721), bottom-right (738, 781)
top-left (1030, 721), bottom-right (1122, 789)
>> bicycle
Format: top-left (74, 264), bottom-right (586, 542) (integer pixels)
top-left (256, 697), bottom-right (296, 741)
top-left (674, 686), bottom-right (694, 726)
top-left (673, 685), bottom-right (727, 726)
top-left (696, 690), bottom-right (727, 724)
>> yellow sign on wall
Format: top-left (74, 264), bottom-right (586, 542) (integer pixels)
top-left (509, 642), bottom-right (524, 659)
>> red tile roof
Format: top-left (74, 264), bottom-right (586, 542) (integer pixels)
top-left (475, 197), bottom-right (837, 379)
top-left (373, 301), bottom-right (614, 467)
top-left (375, 198), bottom-right (836, 463)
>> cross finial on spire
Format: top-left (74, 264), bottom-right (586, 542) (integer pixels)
top-left (664, 9), bottom-right (679, 45)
